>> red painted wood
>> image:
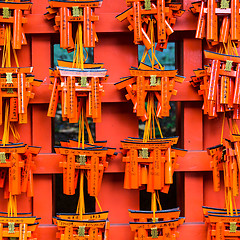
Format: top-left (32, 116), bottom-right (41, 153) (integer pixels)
top-left (17, 40), bottom-right (31, 67)
top-left (33, 175), bottom-right (53, 224)
top-left (32, 0), bottom-right (51, 15)
top-left (96, 102), bottom-right (139, 171)
top-left (32, 104), bottom-right (52, 153)
top-left (185, 173), bottom-right (204, 222)
top-left (0, 191), bottom-right (31, 213)
top-left (183, 39), bottom-right (202, 81)
top-left (31, 35), bottom-right (51, 102)
top-left (30, 80), bottom-right (203, 104)
top-left (32, 151), bottom-right (212, 174)
top-left (178, 223), bottom-right (207, 240)
top-left (183, 32), bottom-right (204, 224)
top-left (37, 225), bottom-right (57, 240)
top-left (184, 102), bottom-right (204, 222)
top-left (94, 33), bottom-right (138, 84)
top-left (0, 0), bottom-right (231, 239)
top-left (184, 102), bottom-right (203, 150)
top-left (24, 15), bottom-right (55, 34)
top-left (108, 225), bottom-right (135, 240)
top-left (203, 172), bottom-right (226, 208)
top-left (97, 173), bottom-right (139, 224)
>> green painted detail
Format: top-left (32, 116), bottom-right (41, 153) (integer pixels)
top-left (0, 152), bottom-right (6, 164)
top-left (230, 222), bottom-right (237, 233)
top-left (142, 148), bottom-right (149, 159)
top-left (72, 6), bottom-right (81, 17)
top-left (150, 75), bottom-right (157, 86)
top-left (157, 77), bottom-right (161, 86)
top-left (151, 227), bottom-right (158, 239)
top-left (6, 72), bottom-right (13, 84)
top-left (81, 77), bottom-right (87, 87)
top-left (220, 0), bottom-right (229, 8)
top-left (7, 88), bottom-right (14, 94)
top-left (3, 8), bottom-right (10, 19)
top-left (145, 0), bottom-right (151, 10)
top-left (225, 60), bottom-right (233, 72)
top-left (78, 226), bottom-right (85, 236)
top-left (79, 8), bottom-right (83, 16)
top-left (8, 222), bottom-right (15, 234)
top-left (77, 155), bottom-right (86, 165)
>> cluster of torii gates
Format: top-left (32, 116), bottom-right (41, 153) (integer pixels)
top-left (0, 0), bottom-right (240, 240)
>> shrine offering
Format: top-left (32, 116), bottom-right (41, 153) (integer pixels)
top-left (190, 0), bottom-right (240, 119)
top-left (191, 51), bottom-right (240, 119)
top-left (116, 1), bottom-right (186, 239)
top-left (203, 206), bottom-right (240, 240)
top-left (190, 0), bottom-right (240, 223)
top-left (190, 0), bottom-right (240, 46)
top-left (48, 61), bottom-right (107, 123)
top-left (115, 68), bottom-right (184, 121)
top-left (129, 208), bottom-right (184, 240)
top-left (46, 1), bottom-right (115, 239)
top-left (206, 118), bottom-right (240, 216)
top-left (55, 140), bottom-right (115, 197)
top-left (116, 0), bottom-right (184, 50)
top-left (0, 1), bottom-right (31, 49)
top-left (0, 0), bottom-right (42, 125)
top-left (0, 2), bottom-right (42, 240)
top-left (45, 0), bottom-right (102, 51)
top-left (120, 137), bottom-right (186, 192)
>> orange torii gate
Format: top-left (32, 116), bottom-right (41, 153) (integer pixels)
top-left (0, 143), bottom-right (41, 198)
top-left (120, 137), bottom-right (186, 193)
top-left (190, 0), bottom-right (240, 46)
top-left (0, 215), bottom-right (40, 240)
top-left (207, 134), bottom-right (240, 195)
top-left (55, 141), bottom-right (115, 196)
top-left (129, 217), bottom-right (185, 240)
top-left (53, 217), bottom-right (109, 240)
top-left (203, 210), bottom-right (240, 240)
top-left (0, 67), bottom-right (42, 125)
top-left (115, 68), bottom-right (185, 121)
top-left (116, 0), bottom-right (184, 50)
top-left (45, 0), bottom-right (102, 50)
top-left (0, 1), bottom-right (32, 49)
top-left (47, 61), bottom-right (107, 123)
top-left (191, 51), bottom-right (240, 119)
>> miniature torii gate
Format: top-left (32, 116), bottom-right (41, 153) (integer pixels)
top-left (45, 0), bottom-right (102, 50)
top-left (129, 217), bottom-right (185, 240)
top-left (116, 0), bottom-right (184, 50)
top-left (53, 217), bottom-right (109, 240)
top-left (120, 137), bottom-right (186, 193)
top-left (0, 67), bottom-right (42, 125)
top-left (48, 63), bottom-right (107, 123)
top-left (203, 209), bottom-right (240, 240)
top-left (0, 143), bottom-right (41, 197)
top-left (207, 134), bottom-right (240, 192)
top-left (0, 215), bottom-right (40, 240)
top-left (55, 142), bottom-right (115, 196)
top-left (0, 1), bottom-right (32, 49)
top-left (190, 0), bottom-right (240, 45)
top-left (115, 68), bottom-right (185, 120)
top-left (191, 51), bottom-right (240, 118)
